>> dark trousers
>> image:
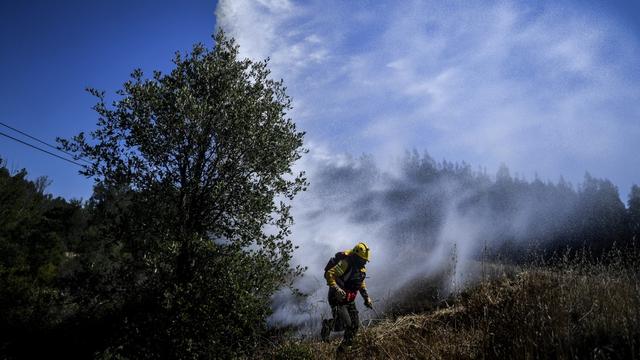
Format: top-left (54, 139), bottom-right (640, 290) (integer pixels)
top-left (322, 287), bottom-right (360, 347)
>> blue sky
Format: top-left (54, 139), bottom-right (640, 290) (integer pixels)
top-left (1, 0), bottom-right (639, 201)
top-left (0, 0), bottom-right (215, 199)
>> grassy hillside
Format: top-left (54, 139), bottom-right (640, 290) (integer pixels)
top-left (263, 249), bottom-right (640, 359)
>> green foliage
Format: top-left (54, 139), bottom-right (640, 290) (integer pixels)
top-left (57, 30), bottom-right (307, 358)
top-left (0, 160), bottom-right (85, 357)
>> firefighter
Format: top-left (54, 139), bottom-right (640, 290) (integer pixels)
top-left (321, 242), bottom-right (373, 353)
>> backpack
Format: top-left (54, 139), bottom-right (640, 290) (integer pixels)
top-left (324, 251), bottom-right (348, 272)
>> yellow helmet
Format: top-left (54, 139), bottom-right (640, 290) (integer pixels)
top-left (351, 242), bottom-right (370, 261)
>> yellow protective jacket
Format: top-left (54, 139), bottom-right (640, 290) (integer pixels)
top-left (324, 253), bottom-right (367, 292)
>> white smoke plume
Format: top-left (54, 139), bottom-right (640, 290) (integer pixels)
top-left (215, 0), bottom-right (639, 332)
top-left (268, 148), bottom-right (523, 331)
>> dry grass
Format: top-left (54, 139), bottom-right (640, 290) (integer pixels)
top-left (385, 260), bottom-right (519, 317)
top-left (264, 249), bottom-right (640, 359)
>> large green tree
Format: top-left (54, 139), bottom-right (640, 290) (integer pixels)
top-left (59, 31), bottom-right (306, 358)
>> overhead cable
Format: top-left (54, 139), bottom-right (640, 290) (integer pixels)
top-left (0, 121), bottom-right (92, 165)
top-left (0, 130), bottom-right (87, 167)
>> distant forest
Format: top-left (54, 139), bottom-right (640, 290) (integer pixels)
top-left (308, 151), bottom-right (640, 260)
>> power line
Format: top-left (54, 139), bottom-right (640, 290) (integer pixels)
top-left (0, 121), bottom-right (92, 165)
top-left (0, 130), bottom-right (87, 168)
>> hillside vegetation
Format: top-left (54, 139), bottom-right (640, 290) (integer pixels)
top-left (266, 249), bottom-right (640, 359)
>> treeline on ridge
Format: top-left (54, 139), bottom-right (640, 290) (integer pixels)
top-left (311, 151), bottom-right (640, 261)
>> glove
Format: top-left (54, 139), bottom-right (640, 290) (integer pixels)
top-left (333, 286), bottom-right (346, 301)
top-left (364, 297), bottom-right (373, 309)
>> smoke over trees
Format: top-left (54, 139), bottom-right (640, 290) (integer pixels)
top-left (271, 150), bottom-right (637, 329)
top-left (302, 151), bottom-right (634, 260)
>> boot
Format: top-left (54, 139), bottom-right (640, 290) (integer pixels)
top-left (336, 342), bottom-right (351, 357)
